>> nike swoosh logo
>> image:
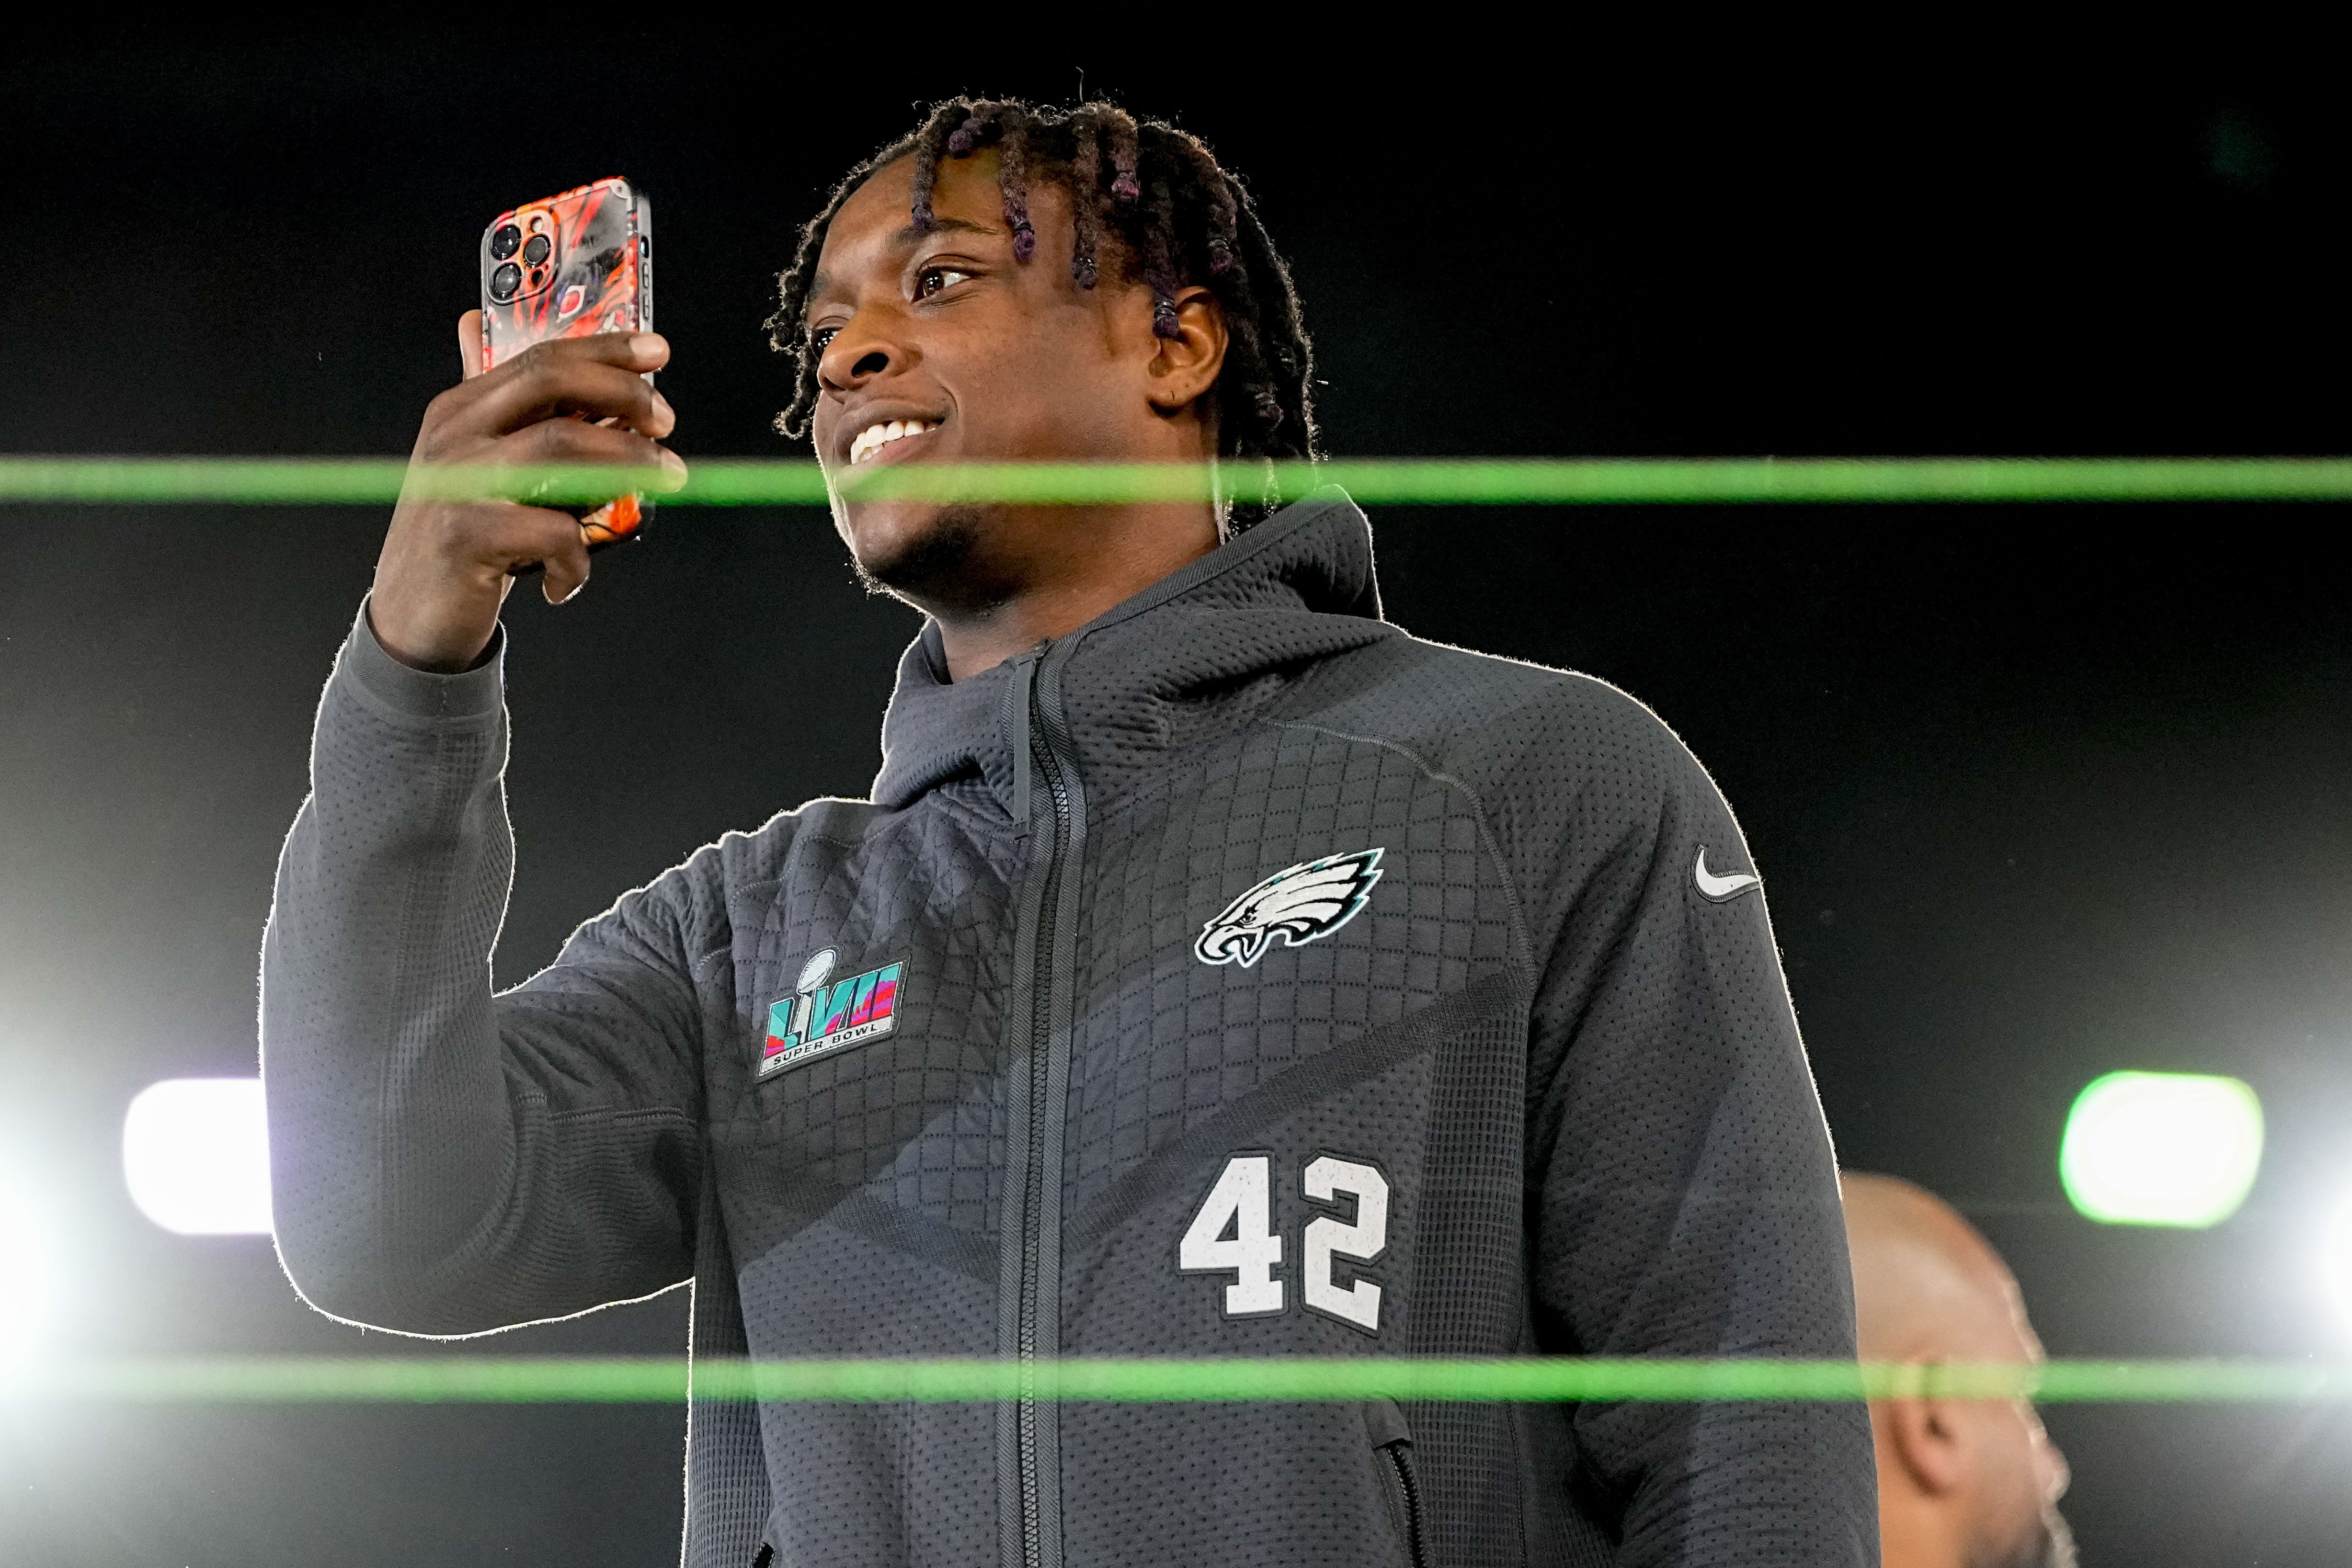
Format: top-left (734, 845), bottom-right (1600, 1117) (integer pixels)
top-left (1694, 847), bottom-right (1762, 901)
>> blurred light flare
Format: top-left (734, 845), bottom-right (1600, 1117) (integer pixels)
top-left (7, 455), bottom-right (2352, 507)
top-left (0, 1165), bottom-right (49, 1378)
top-left (2323, 1185), bottom-right (2352, 1336)
top-left (7, 1354), bottom-right (2352, 1406)
top-left (122, 1078), bottom-right (273, 1236)
top-left (2060, 1071), bottom-right (2264, 1228)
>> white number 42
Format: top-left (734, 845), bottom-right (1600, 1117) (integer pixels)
top-left (1177, 1152), bottom-right (1391, 1331)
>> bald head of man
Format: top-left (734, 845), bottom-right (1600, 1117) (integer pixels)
top-left (1843, 1172), bottom-right (2075, 1568)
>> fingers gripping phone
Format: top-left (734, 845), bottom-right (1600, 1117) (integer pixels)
top-left (479, 177), bottom-right (654, 547)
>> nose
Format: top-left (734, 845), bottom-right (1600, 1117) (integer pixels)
top-left (817, 311), bottom-right (905, 394)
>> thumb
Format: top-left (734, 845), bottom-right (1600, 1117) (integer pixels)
top-left (539, 523), bottom-right (593, 607)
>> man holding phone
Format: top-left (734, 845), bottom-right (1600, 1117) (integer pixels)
top-left (264, 99), bottom-right (1876, 1567)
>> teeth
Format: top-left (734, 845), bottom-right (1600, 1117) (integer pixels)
top-left (848, 419), bottom-right (932, 466)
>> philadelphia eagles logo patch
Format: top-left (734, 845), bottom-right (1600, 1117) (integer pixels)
top-left (1195, 848), bottom-right (1385, 968)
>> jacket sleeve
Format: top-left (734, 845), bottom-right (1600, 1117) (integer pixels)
top-left (1519, 695), bottom-right (1878, 1566)
top-left (260, 606), bottom-right (711, 1335)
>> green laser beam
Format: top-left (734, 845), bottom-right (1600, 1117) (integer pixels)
top-left (4, 457), bottom-right (2352, 507)
top-left (9, 1357), bottom-right (2352, 1405)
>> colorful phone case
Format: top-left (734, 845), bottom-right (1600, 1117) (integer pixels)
top-left (479, 177), bottom-right (654, 546)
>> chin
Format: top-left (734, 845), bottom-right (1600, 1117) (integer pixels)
top-left (1974, 1509), bottom-right (2076, 1568)
top-left (844, 501), bottom-right (1003, 611)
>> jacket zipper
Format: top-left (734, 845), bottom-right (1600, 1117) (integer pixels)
top-left (1000, 647), bottom-right (1081, 1568)
top-left (1382, 1442), bottom-right (1430, 1568)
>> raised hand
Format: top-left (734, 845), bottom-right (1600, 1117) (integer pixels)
top-left (367, 314), bottom-right (682, 671)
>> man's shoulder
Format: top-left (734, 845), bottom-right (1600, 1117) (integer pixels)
top-left (614, 795), bottom-right (887, 932)
top-left (1289, 631), bottom-right (1745, 924)
top-left (1302, 630), bottom-right (1702, 797)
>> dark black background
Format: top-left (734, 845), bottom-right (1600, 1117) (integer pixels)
top-left (4, 34), bottom-right (2350, 1567)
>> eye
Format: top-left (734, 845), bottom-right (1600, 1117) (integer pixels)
top-left (917, 265), bottom-right (974, 300)
top-left (809, 325), bottom-right (840, 353)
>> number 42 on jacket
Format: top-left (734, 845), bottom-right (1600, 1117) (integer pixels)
top-left (1179, 1153), bottom-right (1391, 1331)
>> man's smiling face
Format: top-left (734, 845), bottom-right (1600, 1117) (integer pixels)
top-left (803, 149), bottom-right (1220, 615)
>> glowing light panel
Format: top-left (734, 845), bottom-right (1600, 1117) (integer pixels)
top-left (2060, 1071), bottom-right (2263, 1227)
top-left (123, 1078), bottom-right (273, 1236)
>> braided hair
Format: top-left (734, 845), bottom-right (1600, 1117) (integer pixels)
top-left (768, 98), bottom-right (1318, 529)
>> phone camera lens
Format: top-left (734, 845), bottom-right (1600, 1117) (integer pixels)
top-left (522, 234), bottom-right (552, 266)
top-left (489, 224), bottom-right (522, 261)
top-left (489, 262), bottom-right (523, 302)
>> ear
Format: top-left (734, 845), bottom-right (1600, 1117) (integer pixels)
top-left (1143, 285), bottom-right (1229, 416)
top-left (1881, 1396), bottom-right (1970, 1498)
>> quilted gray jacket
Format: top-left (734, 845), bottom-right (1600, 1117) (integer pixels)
top-left (263, 491), bottom-right (1876, 1568)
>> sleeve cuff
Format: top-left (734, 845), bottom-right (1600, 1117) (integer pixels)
top-left (336, 596), bottom-right (506, 721)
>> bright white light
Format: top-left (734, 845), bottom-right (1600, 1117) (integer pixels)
top-left (2058, 1071), bottom-right (2264, 1228)
top-left (123, 1078), bottom-right (273, 1236)
top-left (2323, 1187), bottom-right (2352, 1334)
top-left (0, 1169), bottom-right (48, 1374)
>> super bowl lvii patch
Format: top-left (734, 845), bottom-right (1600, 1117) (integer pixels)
top-left (762, 947), bottom-right (904, 1077)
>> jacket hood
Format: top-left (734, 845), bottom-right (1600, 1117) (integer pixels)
top-left (872, 488), bottom-right (1394, 814)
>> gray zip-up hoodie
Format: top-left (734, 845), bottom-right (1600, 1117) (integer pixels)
top-left (263, 491), bottom-right (1876, 1568)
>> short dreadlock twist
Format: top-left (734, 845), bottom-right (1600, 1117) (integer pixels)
top-left (768, 97), bottom-right (1319, 529)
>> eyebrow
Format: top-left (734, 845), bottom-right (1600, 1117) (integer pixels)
top-left (892, 216), bottom-right (997, 245)
top-left (810, 218), bottom-right (1001, 303)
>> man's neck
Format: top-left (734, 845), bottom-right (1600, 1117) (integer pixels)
top-left (927, 500), bottom-right (1222, 681)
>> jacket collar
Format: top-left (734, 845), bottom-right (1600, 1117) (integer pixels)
top-left (871, 488), bottom-right (1392, 814)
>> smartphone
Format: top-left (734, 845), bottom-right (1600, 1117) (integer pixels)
top-left (479, 177), bottom-right (654, 547)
